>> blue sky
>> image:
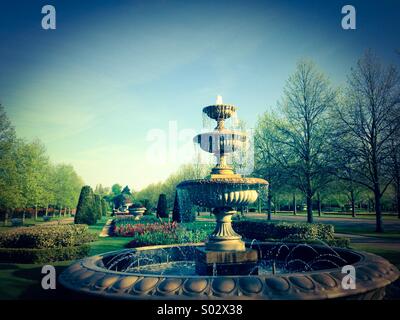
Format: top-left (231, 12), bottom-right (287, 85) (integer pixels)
top-left (0, 0), bottom-right (399, 190)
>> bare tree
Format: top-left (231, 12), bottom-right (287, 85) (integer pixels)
top-left (254, 112), bottom-right (288, 220)
top-left (388, 128), bottom-right (400, 218)
top-left (272, 60), bottom-right (336, 223)
top-left (334, 51), bottom-right (400, 232)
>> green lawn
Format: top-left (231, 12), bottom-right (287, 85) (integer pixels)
top-left (268, 211), bottom-right (399, 220)
top-left (241, 213), bottom-right (400, 240)
top-left (333, 225), bottom-right (400, 239)
top-left (351, 243), bottom-right (400, 269)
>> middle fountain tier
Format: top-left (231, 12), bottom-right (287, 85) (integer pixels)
top-left (177, 96), bottom-right (268, 275)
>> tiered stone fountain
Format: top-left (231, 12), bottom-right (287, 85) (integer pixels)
top-left (177, 96), bottom-right (267, 275)
top-left (59, 97), bottom-right (399, 300)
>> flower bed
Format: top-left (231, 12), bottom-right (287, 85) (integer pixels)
top-left (110, 218), bottom-right (209, 248)
top-left (113, 221), bottom-right (179, 237)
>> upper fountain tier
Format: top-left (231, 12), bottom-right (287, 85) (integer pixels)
top-left (203, 95), bottom-right (237, 130)
top-left (203, 104), bottom-right (236, 120)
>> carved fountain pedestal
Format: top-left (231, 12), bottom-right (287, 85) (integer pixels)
top-left (178, 97), bottom-right (268, 275)
top-left (195, 207), bottom-right (259, 275)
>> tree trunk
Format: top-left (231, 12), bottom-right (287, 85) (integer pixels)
top-left (45, 205), bottom-right (49, 217)
top-left (4, 209), bottom-right (9, 226)
top-left (374, 186), bottom-right (384, 233)
top-left (257, 196), bottom-right (261, 213)
top-left (267, 191), bottom-right (272, 221)
top-left (397, 187), bottom-right (400, 219)
top-left (317, 192), bottom-right (321, 217)
top-left (350, 189), bottom-right (356, 218)
top-left (34, 205), bottom-right (38, 220)
top-left (306, 193), bottom-right (313, 223)
top-left (293, 193), bottom-right (297, 215)
top-left (395, 182), bottom-right (400, 219)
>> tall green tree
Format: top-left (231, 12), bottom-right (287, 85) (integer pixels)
top-left (0, 104), bottom-right (21, 224)
top-left (95, 184), bottom-right (110, 198)
top-left (15, 140), bottom-right (51, 220)
top-left (52, 164), bottom-right (83, 216)
top-left (111, 184), bottom-right (122, 196)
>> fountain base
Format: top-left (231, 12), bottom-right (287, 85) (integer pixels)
top-left (206, 208), bottom-right (247, 251)
top-left (195, 247), bottom-right (259, 275)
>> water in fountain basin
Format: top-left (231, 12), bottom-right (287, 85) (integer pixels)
top-left (102, 243), bottom-right (352, 277)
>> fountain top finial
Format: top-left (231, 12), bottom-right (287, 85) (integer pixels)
top-left (216, 95), bottom-right (223, 105)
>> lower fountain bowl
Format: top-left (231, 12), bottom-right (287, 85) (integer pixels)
top-left (59, 242), bottom-right (399, 300)
top-left (177, 177), bottom-right (268, 208)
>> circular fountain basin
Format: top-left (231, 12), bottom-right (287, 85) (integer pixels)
top-left (59, 242), bottom-right (399, 300)
top-left (177, 177), bottom-right (268, 208)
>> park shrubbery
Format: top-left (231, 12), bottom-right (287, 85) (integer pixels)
top-left (232, 220), bottom-right (349, 247)
top-left (0, 224), bottom-right (96, 248)
top-left (0, 245), bottom-right (91, 264)
top-left (0, 224), bottom-right (96, 263)
top-left (74, 185), bottom-right (98, 225)
top-left (156, 194), bottom-right (168, 218)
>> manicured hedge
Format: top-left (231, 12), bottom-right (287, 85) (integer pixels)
top-left (232, 221), bottom-right (335, 242)
top-left (0, 224), bottom-right (96, 249)
top-left (0, 224), bottom-right (96, 263)
top-left (0, 244), bottom-right (91, 264)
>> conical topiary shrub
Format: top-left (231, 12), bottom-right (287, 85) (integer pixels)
top-left (94, 194), bottom-right (102, 220)
top-left (156, 194), bottom-right (168, 218)
top-left (74, 186), bottom-right (97, 225)
top-left (101, 198), bottom-right (109, 216)
top-left (172, 191), bottom-right (181, 223)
